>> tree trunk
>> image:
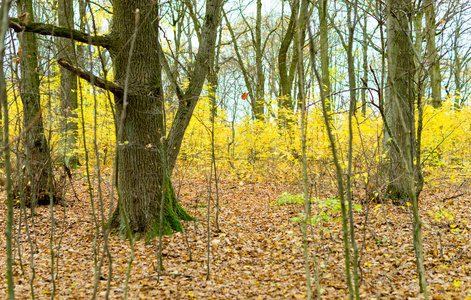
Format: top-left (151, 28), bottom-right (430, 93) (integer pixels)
top-left (17, 0), bottom-right (54, 205)
top-left (254, 0), bottom-right (265, 120)
top-left (361, 10), bottom-right (368, 117)
top-left (108, 1), bottom-right (177, 239)
top-left (110, 0), bottom-right (221, 240)
top-left (319, 0), bottom-right (332, 117)
top-left (425, 0), bottom-right (442, 108)
top-left (58, 0), bottom-right (79, 168)
top-left (385, 0), bottom-right (415, 200)
top-left (278, 0), bottom-right (299, 123)
top-left (453, 24), bottom-right (462, 110)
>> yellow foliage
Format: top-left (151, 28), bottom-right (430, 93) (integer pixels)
top-left (4, 74), bottom-right (471, 185)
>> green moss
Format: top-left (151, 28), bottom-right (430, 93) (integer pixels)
top-left (146, 175), bottom-right (194, 241)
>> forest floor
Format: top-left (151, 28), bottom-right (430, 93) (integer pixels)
top-left (1, 169), bottom-right (471, 299)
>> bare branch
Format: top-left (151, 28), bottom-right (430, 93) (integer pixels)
top-left (57, 58), bottom-right (123, 95)
top-left (10, 17), bottom-right (112, 48)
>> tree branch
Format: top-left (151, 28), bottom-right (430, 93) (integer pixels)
top-left (10, 18), bottom-right (111, 48)
top-left (158, 43), bottom-right (183, 101)
top-left (166, 0), bottom-right (223, 173)
top-left (57, 58), bottom-right (123, 95)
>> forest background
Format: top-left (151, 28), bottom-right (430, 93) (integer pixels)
top-left (1, 0), bottom-right (471, 299)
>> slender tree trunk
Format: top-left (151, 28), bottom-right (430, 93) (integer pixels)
top-left (425, 0), bottom-right (442, 108)
top-left (453, 25), bottom-right (462, 110)
top-left (319, 0), bottom-right (332, 117)
top-left (58, 0), bottom-right (79, 167)
top-left (278, 0), bottom-right (299, 124)
top-left (361, 10), bottom-right (368, 116)
top-left (1, 1), bottom-right (14, 298)
top-left (254, 0), bottom-right (265, 120)
top-left (17, 0), bottom-right (54, 205)
top-left (297, 1), bottom-right (312, 298)
top-left (345, 1), bottom-right (360, 297)
top-left (413, 6), bottom-right (426, 198)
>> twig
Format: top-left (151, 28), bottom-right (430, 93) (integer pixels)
top-left (442, 193), bottom-right (464, 201)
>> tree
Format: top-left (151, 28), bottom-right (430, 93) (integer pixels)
top-left (16, 0), bottom-right (55, 205)
top-left (10, 0), bottom-right (223, 239)
top-left (385, 1), bottom-right (429, 296)
top-left (384, 0), bottom-right (416, 200)
top-left (424, 0), bottom-right (442, 108)
top-left (318, 0), bottom-right (332, 117)
top-left (57, 0), bottom-right (79, 168)
top-left (223, 0), bottom-right (271, 120)
top-left (278, 0), bottom-right (299, 124)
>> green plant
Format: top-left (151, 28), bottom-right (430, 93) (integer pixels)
top-left (282, 194), bottom-right (362, 225)
top-left (276, 192), bottom-right (306, 206)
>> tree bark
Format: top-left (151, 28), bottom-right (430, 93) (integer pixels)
top-left (17, 0), bottom-right (54, 205)
top-left (167, 0), bottom-right (222, 174)
top-left (385, 0), bottom-right (415, 200)
top-left (109, 0), bottom-right (222, 239)
top-left (425, 0), bottom-right (442, 108)
top-left (57, 0), bottom-right (79, 167)
top-left (278, 0), bottom-right (299, 121)
top-left (254, 0), bottom-right (265, 120)
top-left (9, 17), bottom-right (111, 48)
top-left (10, 0), bottom-right (222, 239)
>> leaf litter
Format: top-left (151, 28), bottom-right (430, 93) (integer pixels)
top-left (0, 174), bottom-right (471, 299)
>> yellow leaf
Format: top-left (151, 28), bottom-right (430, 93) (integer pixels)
top-left (452, 279), bottom-right (461, 287)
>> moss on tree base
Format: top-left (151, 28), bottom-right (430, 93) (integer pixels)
top-left (109, 176), bottom-right (194, 241)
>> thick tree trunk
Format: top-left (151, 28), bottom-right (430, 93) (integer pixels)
top-left (17, 0), bottom-right (54, 205)
top-left (385, 0), bottom-right (415, 200)
top-left (109, 0), bottom-right (221, 239)
top-left (58, 0), bottom-right (79, 168)
top-left (109, 0), bottom-right (177, 239)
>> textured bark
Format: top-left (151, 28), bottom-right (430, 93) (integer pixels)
top-left (385, 0), bottom-right (415, 200)
top-left (109, 0), bottom-right (222, 239)
top-left (57, 0), bottom-right (79, 167)
top-left (17, 0), bottom-right (54, 205)
top-left (425, 0), bottom-right (441, 108)
top-left (108, 0), bottom-right (173, 238)
top-left (9, 17), bottom-right (111, 48)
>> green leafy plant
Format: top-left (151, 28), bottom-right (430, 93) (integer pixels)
top-left (276, 192), bottom-right (305, 206)
top-left (276, 193), bottom-right (362, 225)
